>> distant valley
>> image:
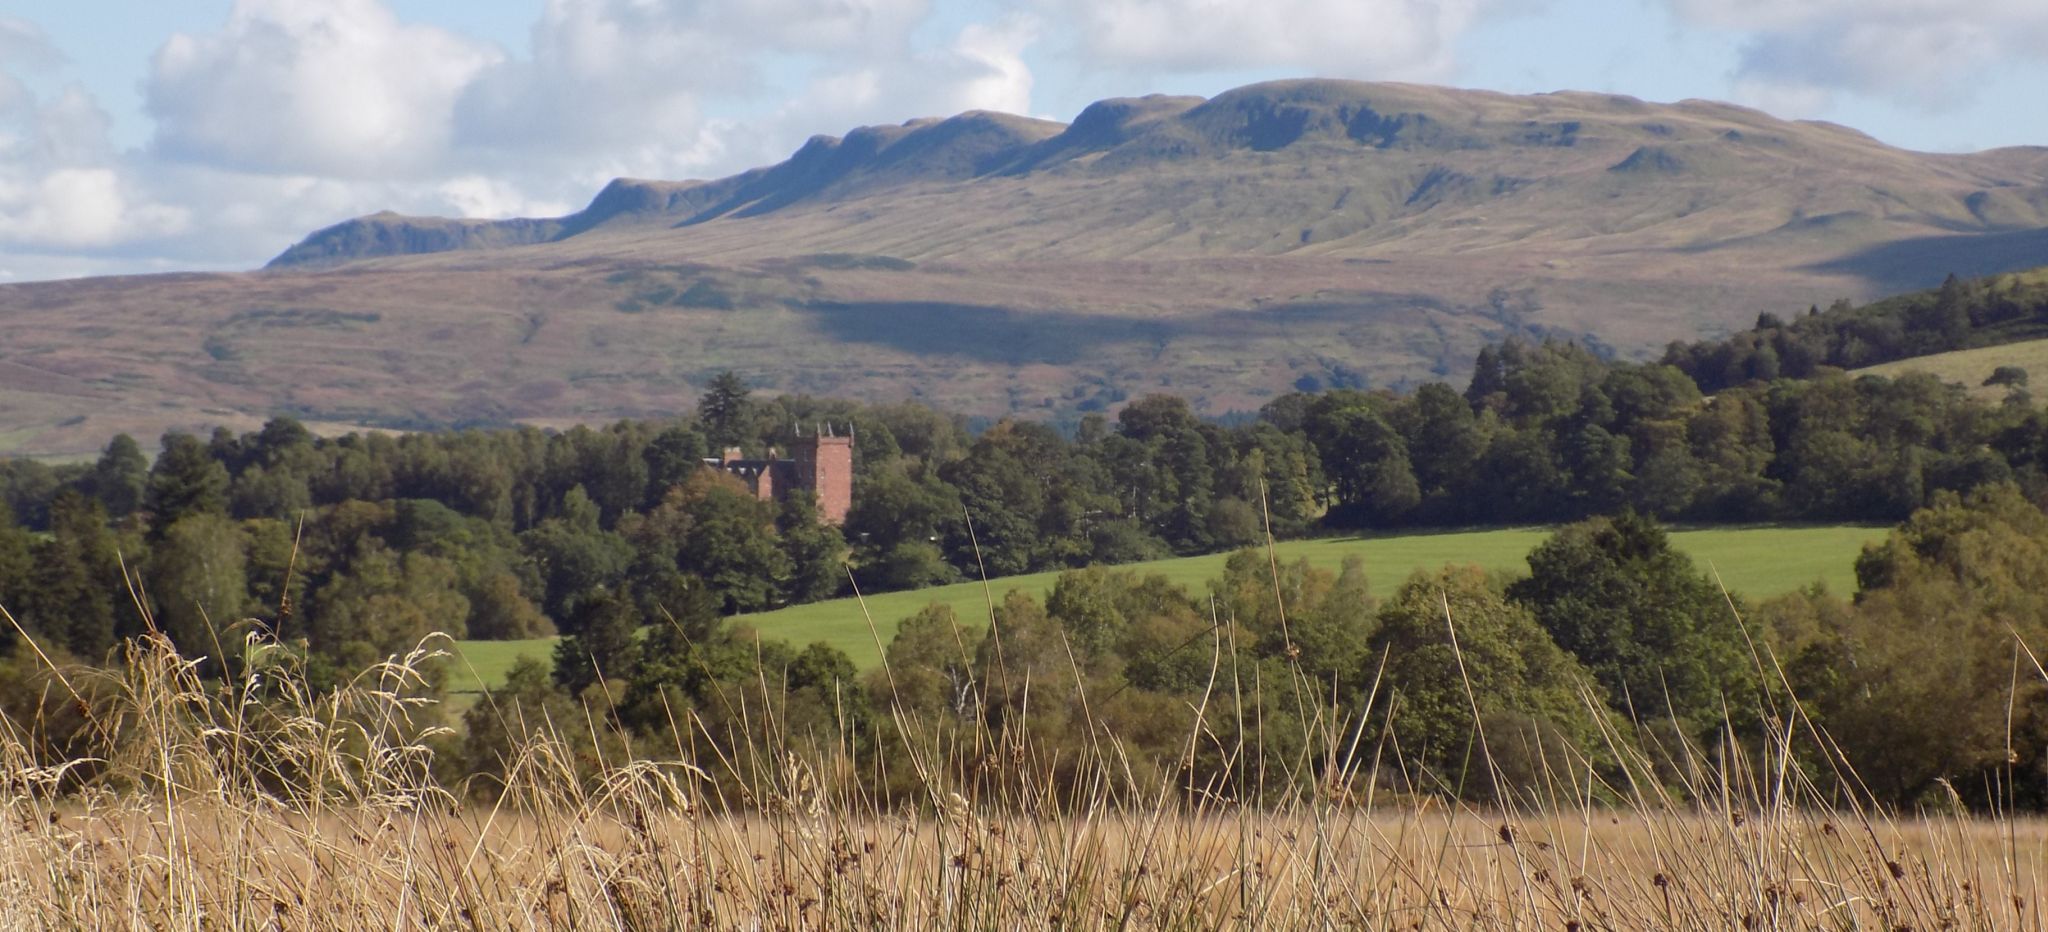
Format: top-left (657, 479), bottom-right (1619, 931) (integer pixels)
top-left (4, 78), bottom-right (2047, 457)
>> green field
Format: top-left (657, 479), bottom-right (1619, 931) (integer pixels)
top-left (447, 523), bottom-right (1883, 694)
top-left (1857, 337), bottom-right (2048, 404)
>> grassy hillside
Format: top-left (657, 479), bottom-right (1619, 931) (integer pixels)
top-left (446, 523), bottom-right (1880, 693)
top-left (7, 80), bottom-right (2048, 458)
top-left (1857, 336), bottom-right (2048, 402)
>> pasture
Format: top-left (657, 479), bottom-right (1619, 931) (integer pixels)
top-left (447, 523), bottom-right (1881, 693)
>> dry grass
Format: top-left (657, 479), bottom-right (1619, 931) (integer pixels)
top-left (4, 528), bottom-right (2048, 929)
top-left (15, 798), bottom-right (2047, 929)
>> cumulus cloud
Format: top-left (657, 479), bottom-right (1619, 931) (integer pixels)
top-left (0, 17), bottom-right (64, 72)
top-left (145, 0), bottom-right (500, 178)
top-left (1669, 0), bottom-right (2048, 112)
top-left (0, 26), bottom-right (186, 256)
top-left (767, 13), bottom-right (1039, 147)
top-left (699, 0), bottom-right (931, 54)
top-left (952, 17), bottom-right (1040, 115)
top-left (436, 175), bottom-right (579, 220)
top-left (1, 168), bottom-right (188, 248)
top-left (451, 0), bottom-right (996, 186)
top-left (1047, 0), bottom-right (1494, 79)
top-left (1, 0), bottom-right (1054, 280)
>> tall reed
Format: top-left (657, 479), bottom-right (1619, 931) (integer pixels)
top-left (0, 569), bottom-right (2044, 930)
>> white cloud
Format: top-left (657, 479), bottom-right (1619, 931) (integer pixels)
top-left (1048, 0), bottom-right (1493, 79)
top-left (0, 18), bottom-right (64, 72)
top-left (0, 168), bottom-right (188, 248)
top-left (775, 14), bottom-right (1038, 130)
top-left (0, 18), bottom-right (59, 121)
top-left (450, 0), bottom-right (730, 176)
top-left (1669, 0), bottom-right (2048, 112)
top-left (701, 0), bottom-right (932, 54)
top-left (0, 29), bottom-right (187, 256)
top-left (145, 0), bottom-right (500, 178)
top-left (451, 0), bottom-right (989, 184)
top-left (2, 0), bottom-right (1047, 280)
top-left (436, 174), bottom-right (578, 220)
top-left (952, 16), bottom-right (1039, 115)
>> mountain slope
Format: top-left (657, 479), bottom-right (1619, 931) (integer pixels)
top-left (4, 79), bottom-right (2047, 458)
top-left (270, 79), bottom-right (2048, 270)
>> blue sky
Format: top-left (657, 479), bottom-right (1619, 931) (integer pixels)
top-left (4, 0), bottom-right (2045, 282)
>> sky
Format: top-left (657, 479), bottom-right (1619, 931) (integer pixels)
top-left (3, 0), bottom-right (2046, 283)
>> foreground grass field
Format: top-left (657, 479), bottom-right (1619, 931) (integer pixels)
top-left (10, 611), bottom-right (2047, 929)
top-left (449, 523), bottom-right (1881, 693)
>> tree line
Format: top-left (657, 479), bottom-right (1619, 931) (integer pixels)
top-left (1664, 269), bottom-right (2048, 393)
top-left (3, 274), bottom-right (2048, 679)
top-left (3, 271), bottom-right (2048, 808)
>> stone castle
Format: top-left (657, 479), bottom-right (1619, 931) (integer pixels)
top-left (702, 427), bottom-right (853, 525)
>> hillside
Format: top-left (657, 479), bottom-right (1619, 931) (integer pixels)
top-left (1664, 266), bottom-right (2048, 392)
top-left (1857, 337), bottom-right (2048, 401)
top-left (4, 79), bottom-right (2048, 457)
top-left (448, 523), bottom-right (1882, 688)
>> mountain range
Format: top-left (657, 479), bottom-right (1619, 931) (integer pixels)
top-left (4, 79), bottom-right (2047, 457)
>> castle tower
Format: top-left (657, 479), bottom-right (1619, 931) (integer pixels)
top-left (790, 428), bottom-right (853, 525)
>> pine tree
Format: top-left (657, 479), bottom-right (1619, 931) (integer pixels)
top-left (146, 433), bottom-right (230, 535)
top-left (696, 371), bottom-right (753, 450)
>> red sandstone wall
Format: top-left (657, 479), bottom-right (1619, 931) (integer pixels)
top-left (793, 435), bottom-right (853, 525)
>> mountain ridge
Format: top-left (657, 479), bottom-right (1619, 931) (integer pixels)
top-left (268, 78), bottom-right (2048, 269)
top-left (5, 78), bottom-right (2048, 458)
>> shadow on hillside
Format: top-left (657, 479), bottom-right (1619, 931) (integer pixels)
top-left (800, 296), bottom-right (1452, 365)
top-left (1803, 226), bottom-right (2048, 293)
top-left (802, 301), bottom-right (1168, 364)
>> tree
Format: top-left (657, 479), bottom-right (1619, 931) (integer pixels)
top-left (1471, 428), bottom-right (1566, 522)
top-left (1369, 565), bottom-right (1600, 798)
top-left (776, 492), bottom-right (847, 604)
top-left (1116, 394), bottom-right (1201, 443)
top-left (1230, 423), bottom-right (1322, 534)
top-left (642, 424), bottom-right (708, 507)
top-left (1684, 388), bottom-right (1777, 519)
top-left (552, 591), bottom-right (641, 695)
top-left (1286, 555), bottom-right (1375, 689)
top-left (0, 503), bottom-right (39, 645)
top-left (1806, 484), bottom-right (2048, 805)
top-left (844, 464), bottom-right (958, 558)
top-left (872, 603), bottom-right (981, 721)
top-left (697, 371), bottom-right (753, 450)
top-left (1209, 548), bottom-right (1335, 649)
top-left (667, 473), bottom-right (792, 614)
top-left (1507, 512), bottom-right (1756, 729)
top-left (939, 424), bottom-right (1051, 577)
top-left (1909, 273), bottom-right (1971, 344)
top-left (869, 540), bottom-right (958, 591)
top-left (1392, 382), bottom-right (1485, 503)
top-left (85, 434), bottom-right (149, 517)
top-left (1044, 566), bottom-right (1133, 660)
top-left (1986, 366), bottom-right (2030, 389)
top-left (21, 492), bottom-right (123, 658)
top-left (146, 513), bottom-right (252, 657)
top-left (459, 655), bottom-right (592, 797)
top-left (974, 589), bottom-right (1083, 739)
top-left (1309, 406), bottom-right (1419, 525)
top-left (310, 542), bottom-right (469, 672)
top-left (465, 572), bottom-right (553, 640)
top-left (520, 486), bottom-right (634, 622)
top-left (146, 432), bottom-right (230, 534)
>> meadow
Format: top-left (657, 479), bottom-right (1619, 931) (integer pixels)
top-left (6, 589), bottom-right (2043, 930)
top-left (1858, 335), bottom-right (2048, 403)
top-left (448, 523), bottom-right (1881, 694)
